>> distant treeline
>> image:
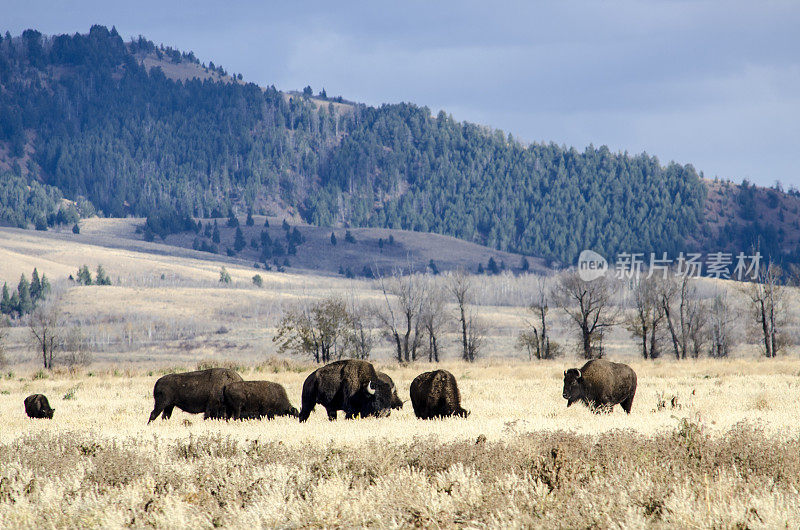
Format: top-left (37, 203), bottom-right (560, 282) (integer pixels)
top-left (0, 25), bottom-right (782, 264)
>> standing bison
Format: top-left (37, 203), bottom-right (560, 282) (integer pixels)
top-left (377, 371), bottom-right (404, 410)
top-left (562, 359), bottom-right (637, 413)
top-left (24, 394), bottom-right (54, 419)
top-left (148, 368), bottom-right (243, 423)
top-left (223, 380), bottom-right (299, 420)
top-left (298, 360), bottom-right (393, 422)
top-left (410, 370), bottom-right (469, 419)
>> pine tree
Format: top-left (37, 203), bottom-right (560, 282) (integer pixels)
top-left (212, 222), bottom-right (220, 244)
top-left (234, 226), bottom-right (245, 252)
top-left (96, 264), bottom-right (111, 285)
top-left (488, 257), bottom-right (499, 275)
top-left (330, 232), bottom-right (337, 246)
top-left (30, 268), bottom-right (42, 301)
top-left (40, 273), bottom-right (50, 296)
top-left (246, 210), bottom-right (254, 226)
top-left (17, 274), bottom-right (32, 314)
top-left (72, 223), bottom-right (80, 234)
top-left (9, 292), bottom-right (19, 317)
top-left (0, 283), bottom-right (11, 314)
top-left (77, 265), bottom-right (93, 285)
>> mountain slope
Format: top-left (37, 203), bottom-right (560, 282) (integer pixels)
top-left (0, 26), bottom-right (794, 265)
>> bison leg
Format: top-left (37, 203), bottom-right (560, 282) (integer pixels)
top-left (621, 394), bottom-right (634, 414)
top-left (162, 405), bottom-right (174, 420)
top-left (148, 401), bottom-right (168, 424)
top-left (326, 407), bottom-right (338, 421)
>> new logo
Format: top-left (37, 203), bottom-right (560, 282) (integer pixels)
top-left (577, 250), bottom-right (608, 281)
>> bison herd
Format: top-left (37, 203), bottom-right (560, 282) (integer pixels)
top-left (23, 358), bottom-right (639, 422)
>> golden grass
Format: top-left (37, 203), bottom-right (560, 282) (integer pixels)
top-left (1, 360), bottom-right (800, 527)
top-left (3, 223), bottom-right (800, 525)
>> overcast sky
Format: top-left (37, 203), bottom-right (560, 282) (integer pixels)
top-left (4, 0), bottom-right (799, 187)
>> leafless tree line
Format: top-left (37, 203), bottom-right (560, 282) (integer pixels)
top-left (12, 255), bottom-right (796, 369)
top-left (275, 268), bottom-right (487, 364)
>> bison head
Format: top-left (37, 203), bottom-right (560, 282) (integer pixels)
top-left (562, 368), bottom-right (584, 407)
top-left (360, 378), bottom-right (393, 417)
top-left (389, 383), bottom-right (403, 410)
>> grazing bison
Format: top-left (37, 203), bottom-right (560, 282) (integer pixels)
top-left (24, 394), bottom-right (54, 419)
top-left (298, 360), bottom-right (393, 422)
top-left (377, 371), bottom-right (404, 410)
top-left (562, 359), bottom-right (637, 413)
top-left (223, 381), bottom-right (299, 420)
top-left (409, 370), bottom-right (469, 419)
top-left (147, 368), bottom-right (243, 423)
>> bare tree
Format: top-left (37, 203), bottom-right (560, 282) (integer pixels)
top-left (464, 313), bottom-right (485, 362)
top-left (273, 296), bottom-right (353, 363)
top-left (347, 296), bottom-right (376, 360)
top-left (552, 271), bottom-right (617, 359)
top-left (62, 326), bottom-right (93, 368)
top-left (658, 274), bottom-right (707, 359)
top-left (419, 278), bottom-right (448, 362)
top-left (626, 276), bottom-right (666, 359)
top-left (740, 261), bottom-right (786, 358)
top-left (447, 270), bottom-right (476, 362)
top-left (517, 276), bottom-right (559, 360)
top-left (377, 270), bottom-right (424, 362)
top-left (708, 289), bottom-right (737, 358)
top-left (28, 299), bottom-right (63, 369)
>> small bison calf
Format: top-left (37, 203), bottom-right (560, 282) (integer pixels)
top-left (562, 359), bottom-right (637, 413)
top-left (223, 381), bottom-right (299, 420)
top-left (24, 394), bottom-right (54, 419)
top-left (410, 370), bottom-right (469, 419)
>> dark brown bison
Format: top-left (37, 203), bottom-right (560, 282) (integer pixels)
top-left (562, 359), bottom-right (637, 413)
top-left (24, 394), bottom-right (54, 419)
top-left (298, 360), bottom-right (393, 422)
top-left (147, 368), bottom-right (243, 423)
top-left (409, 370), bottom-right (469, 419)
top-left (377, 371), bottom-right (404, 410)
top-left (223, 380), bottom-right (299, 420)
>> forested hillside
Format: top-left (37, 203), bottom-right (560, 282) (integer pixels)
top-left (0, 26), bottom-right (793, 265)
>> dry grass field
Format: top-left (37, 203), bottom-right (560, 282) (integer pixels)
top-left (2, 360), bottom-right (800, 528)
top-left (2, 224), bottom-right (800, 527)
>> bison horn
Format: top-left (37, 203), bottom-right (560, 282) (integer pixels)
top-left (576, 369), bottom-right (582, 379)
top-left (367, 381), bottom-right (376, 395)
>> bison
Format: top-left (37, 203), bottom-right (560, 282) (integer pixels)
top-left (298, 359), bottom-right (393, 422)
top-left (24, 394), bottom-right (54, 419)
top-left (562, 359), bottom-right (637, 413)
top-left (147, 368), bottom-right (243, 423)
top-left (377, 371), bottom-right (404, 410)
top-left (223, 380), bottom-right (299, 420)
top-left (409, 370), bottom-right (469, 419)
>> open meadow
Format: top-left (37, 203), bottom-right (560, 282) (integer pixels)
top-left (2, 225), bottom-right (800, 527)
top-left (2, 360), bottom-right (800, 527)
